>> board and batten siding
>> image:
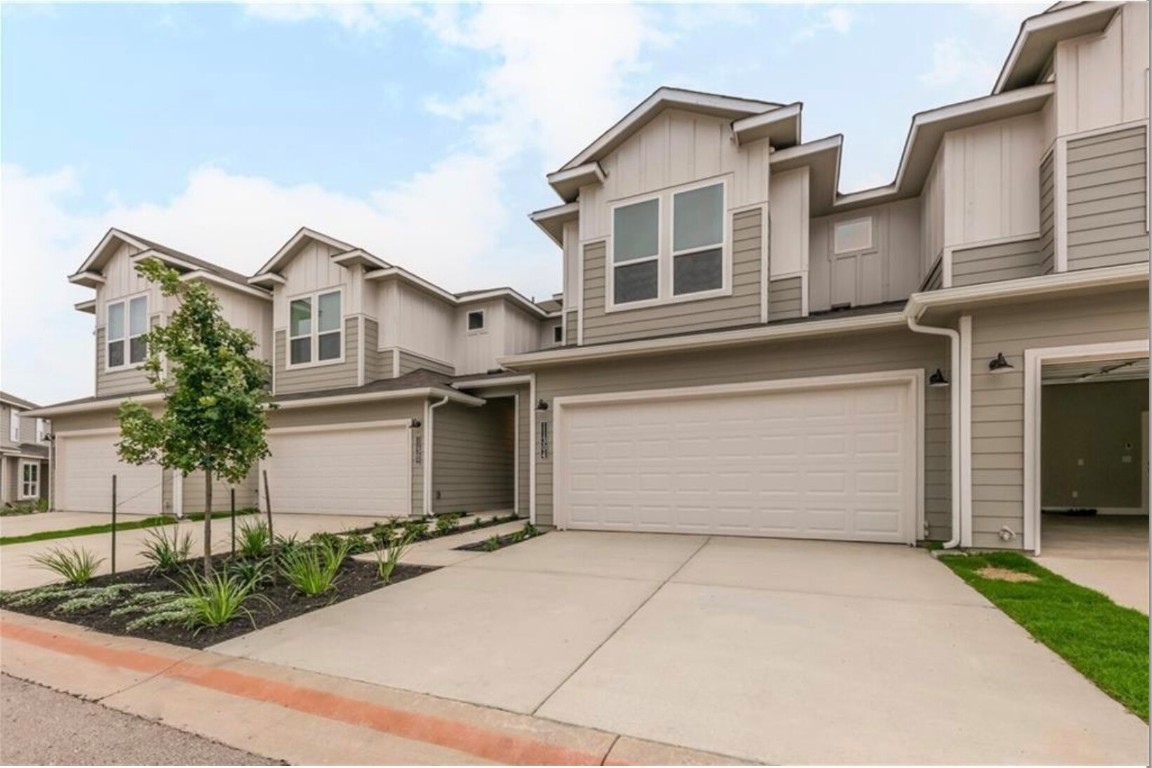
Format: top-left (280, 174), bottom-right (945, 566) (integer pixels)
top-left (582, 208), bottom-right (763, 345)
top-left (431, 400), bottom-right (515, 514)
top-left (951, 237), bottom-right (1044, 287)
top-left (534, 327), bottom-right (952, 537)
top-left (273, 317), bottom-right (359, 395)
top-left (1066, 125), bottom-right (1149, 271)
top-left (1038, 152), bottom-right (1056, 274)
top-left (969, 287), bottom-right (1148, 549)
top-left (397, 349), bottom-right (455, 376)
top-left (767, 277), bottom-right (802, 321)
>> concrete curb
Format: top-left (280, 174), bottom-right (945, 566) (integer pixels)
top-left (0, 610), bottom-right (753, 766)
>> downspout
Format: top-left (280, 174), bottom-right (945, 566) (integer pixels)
top-left (906, 315), bottom-right (961, 549)
top-left (422, 396), bottom-right (451, 518)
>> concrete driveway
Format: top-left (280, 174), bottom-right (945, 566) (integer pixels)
top-left (1037, 514), bottom-right (1148, 613)
top-left (211, 532), bottom-right (1148, 765)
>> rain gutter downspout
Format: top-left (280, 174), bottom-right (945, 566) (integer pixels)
top-left (906, 314), bottom-right (962, 549)
top-left (423, 396), bottom-right (451, 518)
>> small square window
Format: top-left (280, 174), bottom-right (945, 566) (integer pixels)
top-left (553, 325), bottom-right (563, 344)
top-left (467, 311), bottom-right (485, 331)
top-left (834, 217), bottom-right (873, 254)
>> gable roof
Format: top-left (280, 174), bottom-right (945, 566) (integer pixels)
top-left (0, 391), bottom-right (39, 410)
top-left (250, 227), bottom-right (363, 283)
top-left (994, 1), bottom-right (1122, 94)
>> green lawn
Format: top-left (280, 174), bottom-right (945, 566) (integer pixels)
top-left (941, 551), bottom-right (1148, 720)
top-left (0, 509), bottom-right (257, 546)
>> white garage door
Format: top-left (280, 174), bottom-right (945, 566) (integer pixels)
top-left (264, 423), bottom-right (410, 516)
top-left (557, 379), bottom-right (917, 543)
top-left (56, 432), bottom-right (163, 515)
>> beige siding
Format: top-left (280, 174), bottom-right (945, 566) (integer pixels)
top-left (1038, 152), bottom-right (1056, 274)
top-left (1066, 125), bottom-right (1149, 271)
top-left (0, 406), bottom-right (12, 450)
top-left (810, 198), bottom-right (921, 311)
top-left (921, 148), bottom-right (946, 277)
top-left (769, 168), bottom-right (807, 277)
top-left (565, 312), bottom-right (577, 346)
top-left (397, 349), bottom-right (455, 376)
top-left (969, 288), bottom-right (1148, 549)
top-left (363, 319), bottom-right (390, 382)
top-left (412, 422), bottom-right (424, 518)
top-left (273, 317), bottom-right (359, 395)
top-left (95, 321), bottom-right (157, 398)
top-left (767, 277), bottom-right (802, 321)
top-left (583, 208), bottom-right (763, 344)
top-left (952, 238), bottom-right (1044, 287)
top-left (534, 328), bottom-right (951, 536)
top-left (431, 400), bottom-right (515, 514)
top-left (922, 256), bottom-right (944, 292)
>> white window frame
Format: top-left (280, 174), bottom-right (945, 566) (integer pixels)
top-left (286, 287), bottom-right (345, 369)
top-left (833, 216), bottom-right (874, 255)
top-left (19, 460), bottom-right (39, 500)
top-left (9, 410), bottom-right (20, 442)
top-left (466, 310), bottom-right (487, 334)
top-left (106, 293), bottom-right (149, 371)
top-left (606, 176), bottom-right (732, 313)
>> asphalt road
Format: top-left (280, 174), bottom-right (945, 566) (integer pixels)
top-left (0, 674), bottom-right (281, 765)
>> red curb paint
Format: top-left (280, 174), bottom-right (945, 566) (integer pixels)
top-left (1, 618), bottom-right (613, 766)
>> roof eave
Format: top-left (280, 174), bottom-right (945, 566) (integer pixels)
top-left (994, 1), bottom-right (1122, 94)
top-left (529, 202), bottom-right (580, 247)
top-left (546, 163), bottom-right (605, 204)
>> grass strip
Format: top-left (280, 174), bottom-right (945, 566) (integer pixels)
top-left (940, 551), bottom-right (1148, 720)
top-left (0, 509), bottom-right (257, 546)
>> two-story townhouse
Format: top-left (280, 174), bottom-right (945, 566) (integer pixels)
top-left (30, 227), bottom-right (563, 521)
top-left (0, 392), bottom-right (50, 507)
top-left (511, 1), bottom-right (1149, 553)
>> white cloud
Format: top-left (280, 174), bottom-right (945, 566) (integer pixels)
top-left (795, 7), bottom-right (854, 42)
top-left (919, 37), bottom-right (998, 91)
top-left (242, 2), bottom-right (417, 33)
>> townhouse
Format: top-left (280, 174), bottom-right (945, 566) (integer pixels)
top-left (30, 1), bottom-right (1149, 554)
top-left (1, 392), bottom-right (50, 507)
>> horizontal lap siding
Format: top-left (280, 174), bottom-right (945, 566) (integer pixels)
top-left (274, 317), bottom-right (359, 395)
top-left (565, 312), bottom-right (577, 346)
top-left (1038, 153), bottom-right (1055, 274)
top-left (767, 277), bottom-right (802, 320)
top-left (922, 256), bottom-right (944, 292)
top-left (398, 350), bottom-right (455, 376)
top-left (1067, 126), bottom-right (1150, 271)
top-left (535, 328), bottom-right (951, 535)
top-left (432, 400), bottom-right (514, 514)
top-left (95, 320), bottom-right (158, 397)
top-left (952, 238), bottom-right (1043, 287)
top-left (582, 208), bottom-right (763, 344)
top-left (363, 319), bottom-right (389, 383)
top-left (969, 288), bottom-right (1149, 548)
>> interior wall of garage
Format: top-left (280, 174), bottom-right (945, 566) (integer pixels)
top-left (1042, 378), bottom-right (1148, 510)
top-left (432, 399), bottom-right (515, 514)
top-left (533, 327), bottom-right (951, 536)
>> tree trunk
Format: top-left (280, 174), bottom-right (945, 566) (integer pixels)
top-left (203, 472), bottom-right (213, 575)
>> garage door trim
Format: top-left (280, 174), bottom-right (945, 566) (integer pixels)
top-left (55, 427), bottom-right (164, 515)
top-left (552, 369), bottom-right (925, 542)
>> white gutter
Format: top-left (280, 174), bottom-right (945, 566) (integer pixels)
top-left (423, 396), bottom-right (451, 517)
top-left (906, 316), bottom-right (961, 549)
top-left (275, 387), bottom-right (484, 410)
top-left (453, 374), bottom-right (533, 389)
top-left (27, 393), bottom-right (164, 418)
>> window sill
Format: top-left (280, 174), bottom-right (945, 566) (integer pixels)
top-left (604, 285), bottom-right (733, 314)
top-left (104, 364), bottom-right (146, 374)
top-left (285, 357), bottom-right (347, 371)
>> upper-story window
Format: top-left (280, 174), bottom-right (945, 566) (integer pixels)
top-left (107, 295), bottom-right (148, 370)
top-left (9, 410), bottom-right (19, 442)
top-left (553, 325), bottom-right (563, 344)
top-left (289, 289), bottom-right (342, 366)
top-left (467, 310), bottom-right (486, 332)
top-left (35, 419), bottom-right (47, 443)
top-left (610, 179), bottom-right (727, 308)
top-left (833, 217), bottom-right (873, 254)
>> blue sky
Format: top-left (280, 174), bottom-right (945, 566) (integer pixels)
top-left (1, 2), bottom-right (1047, 404)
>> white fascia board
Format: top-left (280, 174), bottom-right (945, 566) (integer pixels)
top-left (331, 248), bottom-right (391, 270)
top-left (71, 228), bottom-right (150, 277)
top-left (500, 312), bottom-right (907, 368)
top-left (364, 267), bottom-right (458, 304)
top-left (26, 392), bottom-right (164, 418)
top-left (254, 227), bottom-right (356, 277)
top-left (176, 270), bottom-right (273, 301)
top-left (529, 202), bottom-right (579, 247)
top-left (273, 387), bottom-right (485, 410)
top-left (994, 1), bottom-right (1122, 94)
top-left (546, 163), bottom-right (606, 203)
top-left (248, 272), bottom-right (286, 287)
top-left (906, 263), bottom-right (1149, 318)
top-left (67, 271), bottom-right (106, 288)
top-left (458, 290), bottom-right (550, 318)
top-left (732, 102), bottom-right (802, 147)
top-left (453, 374), bottom-right (533, 389)
top-left (74, 299), bottom-right (96, 314)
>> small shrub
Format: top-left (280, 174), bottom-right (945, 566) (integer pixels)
top-left (126, 600), bottom-right (197, 631)
top-left (236, 519), bottom-right (271, 560)
top-left (511, 529), bottom-right (526, 543)
top-left (30, 546), bottom-right (104, 585)
top-left (308, 531), bottom-right (340, 549)
top-left (483, 535), bottom-right (501, 552)
top-left (179, 571), bottom-right (268, 632)
top-left (522, 523), bottom-right (539, 538)
top-left (402, 518), bottom-right (429, 541)
top-left (280, 537), bottom-right (351, 596)
top-left (1, 584), bottom-right (72, 608)
top-left (434, 514), bottom-right (459, 537)
top-left (274, 532), bottom-right (301, 559)
top-left (108, 590), bottom-right (182, 618)
top-left (472, 517), bottom-right (483, 529)
top-left (342, 532), bottom-right (370, 554)
top-left (55, 584), bottom-right (140, 615)
top-left (140, 526), bottom-right (193, 575)
top-left (35, 498), bottom-right (49, 512)
top-left (226, 556), bottom-right (270, 588)
top-left (371, 521), bottom-right (396, 547)
top-left (375, 531), bottom-right (416, 584)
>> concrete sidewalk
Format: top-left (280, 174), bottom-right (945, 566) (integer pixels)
top-left (0, 610), bottom-right (746, 766)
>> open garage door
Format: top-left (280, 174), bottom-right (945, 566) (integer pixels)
top-left (555, 376), bottom-right (918, 543)
top-left (264, 421), bottom-right (411, 516)
top-left (56, 431), bottom-right (163, 515)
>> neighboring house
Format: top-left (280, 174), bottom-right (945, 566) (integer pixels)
top-left (0, 392), bottom-right (50, 507)
top-left (27, 2), bottom-right (1149, 554)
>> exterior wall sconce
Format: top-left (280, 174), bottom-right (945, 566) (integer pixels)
top-left (536, 399), bottom-right (550, 411)
top-left (988, 352), bottom-right (1014, 373)
top-left (410, 418), bottom-right (422, 428)
top-left (927, 369), bottom-right (949, 387)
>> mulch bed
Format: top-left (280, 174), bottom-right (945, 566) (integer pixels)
top-left (454, 531), bottom-right (544, 552)
top-left (1, 558), bottom-right (436, 650)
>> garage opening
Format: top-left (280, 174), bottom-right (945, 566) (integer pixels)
top-left (1040, 357), bottom-right (1148, 557)
top-left (431, 397), bottom-right (516, 516)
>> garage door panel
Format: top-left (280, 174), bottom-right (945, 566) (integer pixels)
top-left (265, 425), bottom-right (408, 516)
top-left (57, 434), bottom-right (161, 515)
top-left (558, 380), bottom-right (916, 543)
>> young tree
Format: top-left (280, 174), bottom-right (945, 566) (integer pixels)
top-left (117, 258), bottom-right (272, 574)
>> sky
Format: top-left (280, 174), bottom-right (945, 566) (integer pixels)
top-left (0, 1), bottom-right (1050, 405)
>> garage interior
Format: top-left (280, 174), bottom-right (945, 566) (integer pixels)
top-left (1040, 357), bottom-right (1149, 556)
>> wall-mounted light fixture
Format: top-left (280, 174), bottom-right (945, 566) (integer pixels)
top-left (536, 399), bottom-right (550, 411)
top-left (988, 352), bottom-right (1014, 373)
top-left (927, 369), bottom-right (950, 387)
top-left (410, 418), bottom-right (422, 428)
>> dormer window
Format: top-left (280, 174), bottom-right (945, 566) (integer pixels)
top-left (289, 289), bottom-right (342, 366)
top-left (107, 295), bottom-right (148, 370)
top-left (467, 310), bottom-right (486, 332)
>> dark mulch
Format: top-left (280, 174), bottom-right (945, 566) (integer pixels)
top-left (1, 558), bottom-right (437, 650)
top-left (454, 531), bottom-right (544, 552)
